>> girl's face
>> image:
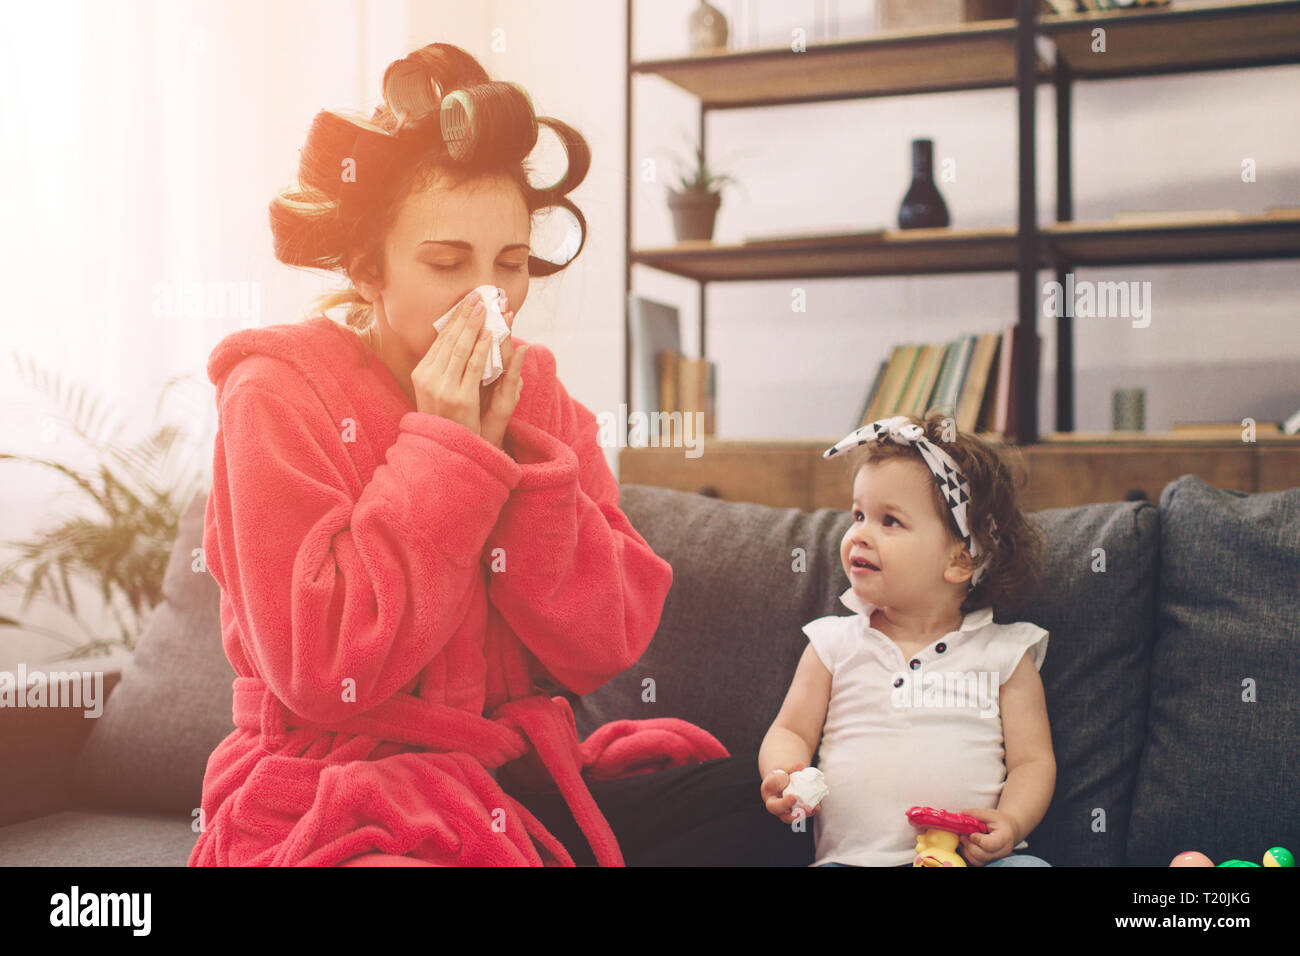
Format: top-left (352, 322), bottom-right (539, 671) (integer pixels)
top-left (840, 457), bottom-right (971, 612)
top-left (357, 172), bottom-right (532, 364)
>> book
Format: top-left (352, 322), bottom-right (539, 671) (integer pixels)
top-left (911, 343), bottom-right (949, 418)
top-left (879, 344), bottom-right (922, 418)
top-left (994, 324), bottom-right (1018, 437)
top-left (974, 337), bottom-right (1002, 434)
top-left (705, 361), bottom-right (716, 436)
top-left (628, 294), bottom-right (681, 418)
top-left (898, 344), bottom-right (941, 419)
top-left (931, 334), bottom-right (978, 420)
top-left (956, 333), bottom-right (1002, 433)
top-left (995, 326), bottom-right (1044, 440)
top-left (678, 357), bottom-right (711, 435)
top-left (857, 359), bottom-right (890, 429)
top-left (655, 348), bottom-right (679, 441)
top-left (866, 346), bottom-right (907, 422)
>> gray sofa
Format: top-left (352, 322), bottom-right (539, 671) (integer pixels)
top-left (2, 474), bottom-right (1296, 866)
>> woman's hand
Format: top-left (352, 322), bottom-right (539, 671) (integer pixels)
top-left (761, 764), bottom-right (822, 824)
top-left (411, 291), bottom-right (493, 432)
top-left (957, 807), bottom-right (1018, 866)
top-left (479, 315), bottom-right (527, 453)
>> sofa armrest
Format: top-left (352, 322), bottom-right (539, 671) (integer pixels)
top-left (0, 658), bottom-right (124, 826)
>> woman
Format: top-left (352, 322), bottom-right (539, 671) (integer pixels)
top-left (188, 42), bottom-right (811, 866)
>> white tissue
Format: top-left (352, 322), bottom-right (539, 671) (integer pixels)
top-left (433, 284), bottom-right (511, 386)
top-left (782, 767), bottom-right (829, 810)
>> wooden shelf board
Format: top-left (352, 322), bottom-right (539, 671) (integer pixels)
top-left (632, 228), bottom-right (1022, 281)
top-left (1041, 0), bottom-right (1300, 78)
top-left (632, 213), bottom-right (1300, 281)
top-left (633, 20), bottom-right (1050, 107)
top-left (1042, 212), bottom-right (1300, 266)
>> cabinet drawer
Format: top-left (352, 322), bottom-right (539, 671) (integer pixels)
top-left (1019, 445), bottom-right (1255, 510)
top-left (619, 445), bottom-right (813, 509)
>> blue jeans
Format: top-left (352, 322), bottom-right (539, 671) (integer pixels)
top-left (820, 854), bottom-right (1051, 867)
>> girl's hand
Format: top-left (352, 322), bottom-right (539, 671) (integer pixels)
top-left (412, 290), bottom-right (492, 431)
top-left (478, 314), bottom-right (527, 452)
top-left (957, 807), bottom-right (1018, 866)
top-left (761, 763), bottom-right (822, 824)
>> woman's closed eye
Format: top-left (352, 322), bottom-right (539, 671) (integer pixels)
top-left (426, 261), bottom-right (527, 272)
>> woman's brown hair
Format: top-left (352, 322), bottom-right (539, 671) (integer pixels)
top-left (836, 411), bottom-right (1044, 616)
top-left (268, 42), bottom-right (590, 331)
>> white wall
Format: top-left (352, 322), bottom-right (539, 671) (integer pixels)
top-left (0, 0), bottom-right (412, 670)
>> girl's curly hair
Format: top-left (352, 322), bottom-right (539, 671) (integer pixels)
top-left (836, 411), bottom-right (1044, 616)
top-left (268, 42), bottom-right (590, 333)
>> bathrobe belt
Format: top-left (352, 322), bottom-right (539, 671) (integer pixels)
top-left (230, 675), bottom-right (624, 866)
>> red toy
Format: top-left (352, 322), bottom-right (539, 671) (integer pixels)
top-left (907, 806), bottom-right (989, 835)
top-left (906, 806), bottom-right (989, 867)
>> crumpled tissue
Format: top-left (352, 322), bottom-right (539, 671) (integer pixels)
top-left (432, 284), bottom-right (511, 386)
top-left (782, 767), bottom-right (829, 810)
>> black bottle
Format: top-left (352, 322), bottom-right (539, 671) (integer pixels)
top-left (897, 139), bottom-right (950, 229)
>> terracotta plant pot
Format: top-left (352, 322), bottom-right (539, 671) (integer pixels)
top-left (668, 189), bottom-right (722, 241)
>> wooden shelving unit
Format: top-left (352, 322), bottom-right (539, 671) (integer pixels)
top-left (1040, 0), bottom-right (1300, 77)
top-left (621, 0), bottom-right (1300, 506)
top-left (631, 19), bottom-right (1046, 105)
top-left (618, 433), bottom-right (1300, 512)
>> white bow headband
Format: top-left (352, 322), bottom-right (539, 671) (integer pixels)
top-left (823, 415), bottom-right (999, 588)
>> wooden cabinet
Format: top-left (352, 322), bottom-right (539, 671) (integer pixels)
top-left (620, 435), bottom-right (1300, 511)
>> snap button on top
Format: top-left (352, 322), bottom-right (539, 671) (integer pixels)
top-left (909, 658), bottom-right (921, 670)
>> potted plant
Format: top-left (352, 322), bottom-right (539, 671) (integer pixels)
top-left (0, 355), bottom-right (210, 661)
top-left (662, 129), bottom-right (749, 242)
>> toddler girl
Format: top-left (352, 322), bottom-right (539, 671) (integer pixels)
top-left (759, 413), bottom-right (1055, 867)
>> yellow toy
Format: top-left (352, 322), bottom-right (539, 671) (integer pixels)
top-left (906, 806), bottom-right (988, 867)
top-left (914, 829), bottom-right (967, 867)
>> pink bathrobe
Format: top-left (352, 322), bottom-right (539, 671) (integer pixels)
top-left (187, 316), bottom-right (726, 867)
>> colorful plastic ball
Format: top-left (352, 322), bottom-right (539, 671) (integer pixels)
top-left (1263, 847), bottom-right (1294, 868)
top-left (1217, 859), bottom-right (1261, 867)
top-left (1170, 851), bottom-right (1214, 867)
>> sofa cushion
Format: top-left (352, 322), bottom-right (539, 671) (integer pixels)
top-left (574, 484), bottom-right (1160, 867)
top-left (0, 810), bottom-right (196, 866)
top-left (72, 491), bottom-right (235, 814)
top-left (1126, 474), bottom-right (1300, 867)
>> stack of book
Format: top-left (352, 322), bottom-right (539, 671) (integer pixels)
top-left (854, 325), bottom-right (1042, 437)
top-left (1041, 0), bottom-right (1170, 12)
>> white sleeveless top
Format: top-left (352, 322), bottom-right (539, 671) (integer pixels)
top-left (803, 587), bottom-right (1049, 867)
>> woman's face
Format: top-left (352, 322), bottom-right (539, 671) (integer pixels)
top-left (840, 457), bottom-right (971, 611)
top-left (358, 171), bottom-right (531, 364)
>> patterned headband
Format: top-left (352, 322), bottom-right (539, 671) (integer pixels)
top-left (823, 416), bottom-right (999, 588)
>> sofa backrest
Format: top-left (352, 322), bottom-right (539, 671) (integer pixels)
top-left (1125, 475), bottom-right (1300, 867)
top-left (72, 491), bottom-right (235, 816)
